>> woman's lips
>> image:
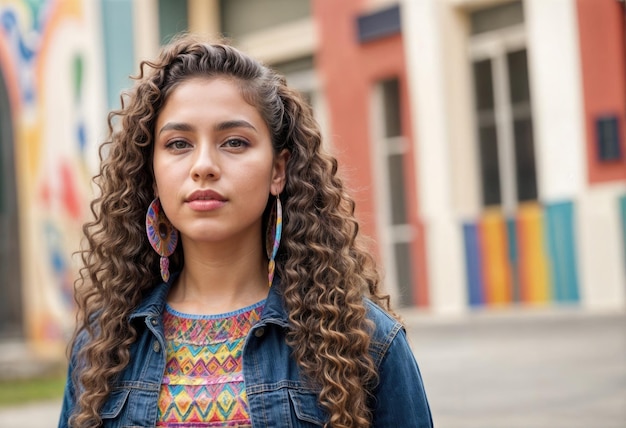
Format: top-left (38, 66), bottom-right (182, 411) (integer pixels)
top-left (186, 189), bottom-right (227, 211)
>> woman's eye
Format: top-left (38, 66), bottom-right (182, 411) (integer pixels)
top-left (166, 140), bottom-right (190, 150)
top-left (223, 138), bottom-right (248, 149)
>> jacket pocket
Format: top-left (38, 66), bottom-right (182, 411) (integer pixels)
top-left (100, 388), bottom-right (131, 419)
top-left (287, 389), bottom-right (325, 426)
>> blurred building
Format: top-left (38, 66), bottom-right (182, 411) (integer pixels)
top-left (0, 0), bottom-right (624, 358)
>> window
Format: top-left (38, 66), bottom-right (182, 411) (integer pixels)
top-left (272, 56), bottom-right (329, 148)
top-left (470, 1), bottom-right (537, 210)
top-left (372, 78), bottom-right (414, 306)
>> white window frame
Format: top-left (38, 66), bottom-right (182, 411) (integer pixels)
top-left (469, 24), bottom-right (530, 214)
top-left (370, 81), bottom-right (415, 306)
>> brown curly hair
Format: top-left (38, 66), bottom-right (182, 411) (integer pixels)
top-left (70, 34), bottom-right (393, 428)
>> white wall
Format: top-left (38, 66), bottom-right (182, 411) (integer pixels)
top-left (578, 184), bottom-right (626, 309)
top-left (525, 0), bottom-right (586, 200)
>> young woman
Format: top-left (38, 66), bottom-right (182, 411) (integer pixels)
top-left (59, 34), bottom-right (432, 428)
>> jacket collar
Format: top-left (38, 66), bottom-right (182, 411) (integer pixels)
top-left (129, 272), bottom-right (178, 321)
top-left (128, 272), bottom-right (289, 326)
top-left (261, 277), bottom-right (289, 327)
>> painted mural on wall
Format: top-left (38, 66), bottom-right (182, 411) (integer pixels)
top-left (0, 0), bottom-right (103, 348)
top-left (462, 202), bottom-right (580, 308)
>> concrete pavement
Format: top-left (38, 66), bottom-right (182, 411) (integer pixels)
top-left (0, 400), bottom-right (60, 428)
top-left (404, 306), bottom-right (626, 428)
top-left (1, 306), bottom-right (624, 427)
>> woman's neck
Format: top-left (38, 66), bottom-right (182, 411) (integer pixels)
top-left (167, 238), bottom-right (269, 315)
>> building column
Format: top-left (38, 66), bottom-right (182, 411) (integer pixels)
top-left (526, 0), bottom-right (624, 309)
top-left (133, 0), bottom-right (159, 61)
top-left (188, 0), bottom-right (220, 38)
top-left (401, 0), bottom-right (467, 313)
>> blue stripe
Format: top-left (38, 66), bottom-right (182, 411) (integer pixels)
top-left (506, 218), bottom-right (520, 303)
top-left (545, 201), bottom-right (579, 303)
top-left (463, 223), bottom-right (484, 306)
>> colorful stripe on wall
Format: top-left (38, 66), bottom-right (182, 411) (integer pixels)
top-left (517, 204), bottom-right (551, 304)
top-left (462, 201), bottom-right (580, 307)
top-left (506, 218), bottom-right (520, 302)
top-left (479, 210), bottom-right (513, 305)
top-left (545, 201), bottom-right (579, 302)
top-left (463, 223), bottom-right (484, 306)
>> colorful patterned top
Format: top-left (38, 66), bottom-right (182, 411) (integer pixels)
top-left (156, 300), bottom-right (265, 427)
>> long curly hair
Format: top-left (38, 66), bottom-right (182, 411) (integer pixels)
top-left (70, 34), bottom-right (393, 428)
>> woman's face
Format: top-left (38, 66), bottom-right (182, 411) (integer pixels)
top-left (153, 77), bottom-right (287, 246)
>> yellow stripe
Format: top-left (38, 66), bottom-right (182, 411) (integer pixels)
top-left (480, 209), bottom-right (512, 305)
top-left (517, 203), bottom-right (551, 303)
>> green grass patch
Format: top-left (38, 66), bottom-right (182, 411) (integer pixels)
top-left (0, 373), bottom-right (66, 407)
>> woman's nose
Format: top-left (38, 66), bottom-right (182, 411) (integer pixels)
top-left (190, 144), bottom-right (221, 180)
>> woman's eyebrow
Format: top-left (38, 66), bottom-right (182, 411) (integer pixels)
top-left (158, 122), bottom-right (194, 135)
top-left (215, 119), bottom-right (257, 133)
top-left (158, 120), bottom-right (258, 135)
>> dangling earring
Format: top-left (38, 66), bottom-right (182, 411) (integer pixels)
top-left (146, 197), bottom-right (179, 282)
top-left (266, 194), bottom-right (282, 287)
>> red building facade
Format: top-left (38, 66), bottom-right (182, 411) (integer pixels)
top-left (315, 0), bottom-right (429, 307)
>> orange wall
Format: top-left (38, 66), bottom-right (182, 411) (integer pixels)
top-left (577, 0), bottom-right (626, 183)
top-left (314, 0), bottom-right (429, 306)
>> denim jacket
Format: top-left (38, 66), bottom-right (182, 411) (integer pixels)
top-left (59, 276), bottom-right (433, 427)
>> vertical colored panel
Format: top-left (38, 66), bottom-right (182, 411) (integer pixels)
top-left (506, 218), bottom-right (520, 302)
top-left (545, 201), bottom-right (579, 303)
top-left (517, 203), bottom-right (551, 303)
top-left (463, 222), bottom-right (484, 306)
top-left (479, 211), bottom-right (512, 305)
top-left (620, 195), bottom-right (626, 272)
top-left (101, 0), bottom-right (135, 109)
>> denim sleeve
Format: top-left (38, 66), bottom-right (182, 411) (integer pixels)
top-left (57, 358), bottom-right (75, 428)
top-left (371, 327), bottom-right (433, 427)
top-left (58, 328), bottom-right (89, 428)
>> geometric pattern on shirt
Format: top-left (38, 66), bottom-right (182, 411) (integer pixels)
top-left (156, 301), bottom-right (264, 427)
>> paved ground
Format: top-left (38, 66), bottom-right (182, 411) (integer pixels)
top-left (404, 306), bottom-right (626, 428)
top-left (1, 306), bottom-right (624, 427)
top-left (0, 400), bottom-right (61, 428)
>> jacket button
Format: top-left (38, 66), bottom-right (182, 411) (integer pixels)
top-left (254, 328), bottom-right (265, 338)
top-left (153, 340), bottom-right (160, 352)
top-left (150, 318), bottom-right (158, 326)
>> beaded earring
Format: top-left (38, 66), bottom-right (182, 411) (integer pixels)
top-left (266, 194), bottom-right (282, 287)
top-left (146, 198), bottom-right (179, 282)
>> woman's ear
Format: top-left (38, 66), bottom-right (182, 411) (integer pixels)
top-left (271, 149), bottom-right (290, 195)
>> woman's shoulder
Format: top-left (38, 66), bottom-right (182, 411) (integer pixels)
top-left (363, 299), bottom-right (405, 366)
top-left (364, 298), bottom-right (403, 331)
